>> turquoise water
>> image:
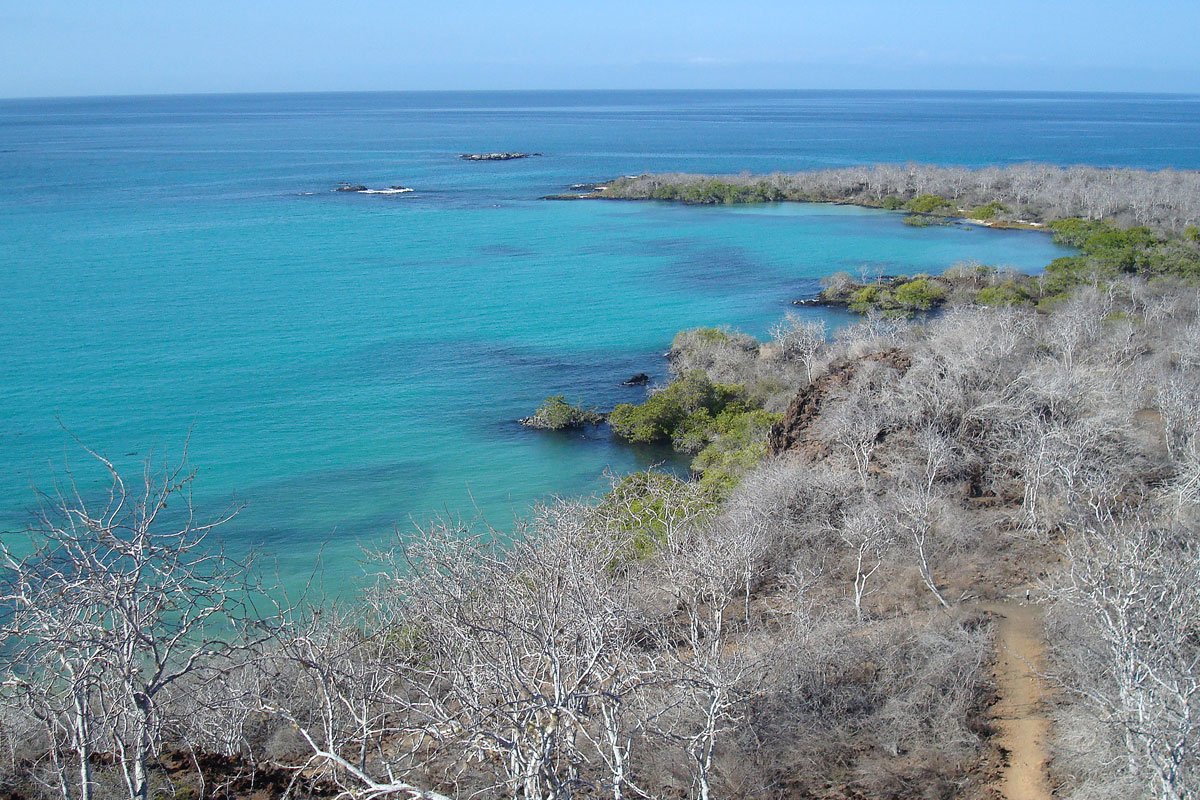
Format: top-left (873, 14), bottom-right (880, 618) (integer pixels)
top-left (3, 91), bottom-right (1195, 589)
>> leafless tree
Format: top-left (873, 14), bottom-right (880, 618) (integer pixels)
top-left (0, 447), bottom-right (273, 800)
top-left (836, 503), bottom-right (892, 622)
top-left (769, 313), bottom-right (827, 385)
top-left (601, 164), bottom-right (1200, 232)
top-left (652, 522), bottom-right (760, 800)
top-left (254, 603), bottom-right (454, 800)
top-left (1049, 508), bottom-right (1200, 800)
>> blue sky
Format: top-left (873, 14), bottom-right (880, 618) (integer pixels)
top-left (2, 0), bottom-right (1198, 98)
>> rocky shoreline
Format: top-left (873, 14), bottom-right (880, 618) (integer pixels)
top-left (544, 179), bottom-right (1049, 231)
top-left (794, 266), bottom-right (1039, 315)
top-left (518, 375), bottom-right (654, 430)
top-left (542, 182), bottom-right (611, 200)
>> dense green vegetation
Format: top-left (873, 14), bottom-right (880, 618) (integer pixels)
top-left (970, 200), bottom-right (1008, 220)
top-left (1041, 218), bottom-right (1200, 296)
top-left (689, 408), bottom-right (782, 493)
top-left (647, 180), bottom-right (786, 204)
top-left (840, 275), bottom-right (950, 315)
top-left (896, 194), bottom-right (962, 227)
top-left (604, 368), bottom-right (783, 496)
top-left (975, 280), bottom-right (1031, 306)
top-left (608, 371), bottom-right (745, 445)
top-left (899, 213), bottom-right (945, 227)
top-left (640, 181), bottom-right (990, 229)
top-left (521, 326), bottom-right (793, 498)
top-left (817, 217), bottom-right (1200, 316)
top-left (892, 277), bottom-right (945, 310)
top-left (607, 372), bottom-right (773, 494)
top-left (903, 193), bottom-right (953, 214)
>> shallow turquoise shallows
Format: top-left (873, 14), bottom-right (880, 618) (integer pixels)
top-left (3, 91), bottom-right (1196, 592)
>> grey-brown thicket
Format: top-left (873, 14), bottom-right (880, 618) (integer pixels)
top-left (601, 164), bottom-right (1200, 232)
top-left (1, 279), bottom-right (1198, 800)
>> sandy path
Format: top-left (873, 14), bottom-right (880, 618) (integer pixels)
top-left (978, 599), bottom-right (1053, 800)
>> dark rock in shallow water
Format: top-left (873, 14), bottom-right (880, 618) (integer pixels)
top-left (542, 183), bottom-right (610, 200)
top-left (519, 409), bottom-right (607, 430)
top-left (334, 183), bottom-right (414, 195)
top-left (621, 373), bottom-right (651, 386)
top-left (460, 152), bottom-right (542, 161)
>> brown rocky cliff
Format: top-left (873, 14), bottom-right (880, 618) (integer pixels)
top-left (767, 348), bottom-right (912, 458)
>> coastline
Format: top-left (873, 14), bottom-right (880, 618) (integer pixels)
top-left (5, 91), bottom-right (1199, 800)
top-left (545, 185), bottom-right (1052, 233)
top-left (543, 163), bottom-right (1200, 240)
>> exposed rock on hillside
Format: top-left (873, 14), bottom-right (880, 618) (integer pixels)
top-left (768, 348), bottom-right (912, 457)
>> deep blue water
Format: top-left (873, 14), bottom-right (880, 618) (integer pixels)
top-left (2, 90), bottom-right (1196, 589)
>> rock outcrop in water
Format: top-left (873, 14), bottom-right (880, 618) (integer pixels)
top-left (333, 184), bottom-right (414, 194)
top-left (460, 152), bottom-right (542, 161)
top-left (519, 396), bottom-right (606, 430)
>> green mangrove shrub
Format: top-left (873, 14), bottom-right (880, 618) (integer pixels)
top-left (522, 396), bottom-right (604, 429)
top-left (904, 194), bottom-right (953, 214)
top-left (1036, 218), bottom-right (1200, 295)
top-left (608, 371), bottom-right (744, 444)
top-left (893, 278), bottom-right (946, 311)
top-left (691, 409), bottom-right (783, 496)
top-left (975, 282), bottom-right (1031, 306)
top-left (969, 201), bottom-right (1008, 220)
top-left (650, 180), bottom-right (784, 205)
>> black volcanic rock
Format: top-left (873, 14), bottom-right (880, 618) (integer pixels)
top-left (460, 152), bottom-right (542, 161)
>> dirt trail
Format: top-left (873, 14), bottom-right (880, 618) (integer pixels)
top-left (978, 599), bottom-right (1054, 800)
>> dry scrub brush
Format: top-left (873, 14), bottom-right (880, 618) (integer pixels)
top-left (605, 164), bottom-right (1200, 232)
top-left (3, 279), bottom-right (1200, 800)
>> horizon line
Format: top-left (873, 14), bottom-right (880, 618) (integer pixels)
top-left (4, 87), bottom-right (1200, 104)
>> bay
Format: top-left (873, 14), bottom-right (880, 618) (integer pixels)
top-left (3, 90), bottom-right (1195, 589)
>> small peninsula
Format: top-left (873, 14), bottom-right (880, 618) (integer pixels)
top-left (552, 163), bottom-right (1200, 235)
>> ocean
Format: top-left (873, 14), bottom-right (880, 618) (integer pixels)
top-left (2, 90), bottom-right (1196, 590)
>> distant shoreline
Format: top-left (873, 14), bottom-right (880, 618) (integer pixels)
top-left (544, 163), bottom-right (1200, 236)
top-left (546, 185), bottom-right (1049, 233)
